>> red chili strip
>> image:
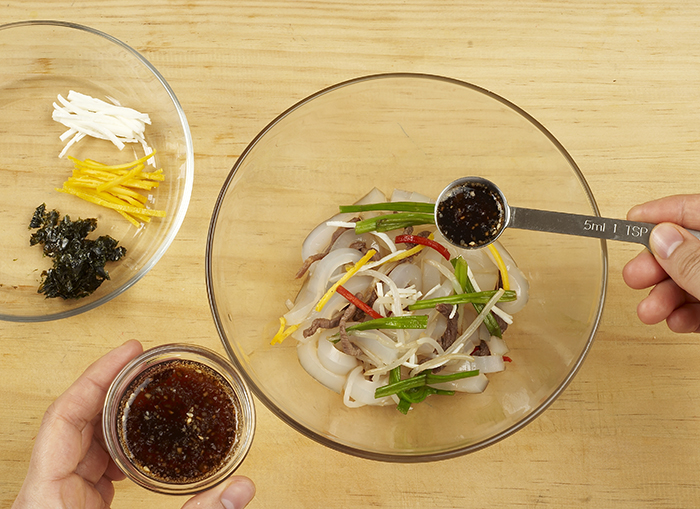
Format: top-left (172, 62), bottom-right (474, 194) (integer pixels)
top-left (503, 356), bottom-right (513, 363)
top-left (336, 285), bottom-right (382, 319)
top-left (394, 234), bottom-right (451, 261)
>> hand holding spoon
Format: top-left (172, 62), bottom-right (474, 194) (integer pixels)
top-left (435, 177), bottom-right (700, 250)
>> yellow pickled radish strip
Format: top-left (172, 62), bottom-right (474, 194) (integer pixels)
top-left (59, 151), bottom-right (165, 225)
top-left (96, 164), bottom-right (143, 192)
top-left (94, 191), bottom-right (151, 225)
top-left (488, 243), bottom-right (510, 291)
top-left (115, 210), bottom-right (141, 228)
top-left (271, 317), bottom-right (299, 346)
top-left (110, 186), bottom-right (149, 203)
top-left (69, 151), bottom-right (153, 171)
top-left (57, 185), bottom-right (166, 217)
top-left (315, 249), bottom-right (377, 312)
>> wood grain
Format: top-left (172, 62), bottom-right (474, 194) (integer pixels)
top-left (3, 1), bottom-right (700, 508)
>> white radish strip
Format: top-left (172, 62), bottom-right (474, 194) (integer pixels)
top-left (59, 127), bottom-right (77, 142)
top-left (492, 306), bottom-right (513, 324)
top-left (363, 269), bottom-right (404, 317)
top-left (446, 289), bottom-right (505, 355)
top-left (466, 265), bottom-right (482, 291)
top-left (425, 259), bottom-right (461, 294)
top-left (360, 250), bottom-right (409, 271)
top-left (364, 345), bottom-right (419, 377)
top-left (53, 91), bottom-right (152, 162)
top-left (399, 336), bottom-right (446, 369)
top-left (352, 331), bottom-right (399, 366)
top-left (422, 283), bottom-right (442, 299)
top-left (467, 265), bottom-right (513, 324)
top-left (409, 353), bottom-right (474, 377)
top-left (58, 132), bottom-right (85, 158)
top-left (325, 220), bottom-right (357, 229)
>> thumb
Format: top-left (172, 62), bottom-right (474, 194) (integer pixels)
top-left (650, 222), bottom-right (700, 298)
top-left (181, 476), bottom-right (255, 509)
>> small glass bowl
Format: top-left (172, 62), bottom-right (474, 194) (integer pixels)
top-left (0, 21), bottom-right (194, 322)
top-left (102, 344), bottom-right (255, 495)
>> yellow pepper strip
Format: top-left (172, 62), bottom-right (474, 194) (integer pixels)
top-left (271, 317), bottom-right (300, 346)
top-left (487, 244), bottom-right (510, 291)
top-left (384, 243), bottom-right (425, 263)
top-left (315, 249), bottom-right (377, 312)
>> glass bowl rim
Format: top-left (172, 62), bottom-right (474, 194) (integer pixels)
top-left (205, 72), bottom-right (608, 462)
top-left (0, 19), bottom-right (194, 323)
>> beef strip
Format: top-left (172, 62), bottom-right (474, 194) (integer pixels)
top-left (348, 240), bottom-right (381, 262)
top-left (348, 240), bottom-right (366, 251)
top-left (303, 313), bottom-right (342, 338)
top-left (352, 289), bottom-right (378, 321)
top-left (338, 303), bottom-right (363, 356)
top-left (471, 339), bottom-right (491, 356)
top-left (436, 303), bottom-right (459, 350)
top-left (494, 314), bottom-right (509, 334)
top-left (295, 252), bottom-right (325, 279)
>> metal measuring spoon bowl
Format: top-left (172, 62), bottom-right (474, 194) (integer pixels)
top-left (435, 177), bottom-right (700, 250)
top-left (435, 177), bottom-right (510, 249)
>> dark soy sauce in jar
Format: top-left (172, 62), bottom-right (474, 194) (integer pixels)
top-left (117, 359), bottom-right (240, 484)
top-left (436, 181), bottom-right (505, 248)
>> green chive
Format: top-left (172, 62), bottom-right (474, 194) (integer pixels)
top-left (407, 290), bottom-right (516, 311)
top-left (374, 369), bottom-right (479, 399)
top-left (345, 315), bottom-right (428, 332)
top-left (353, 212), bottom-right (435, 234)
top-left (339, 201), bottom-right (435, 214)
top-left (451, 256), bottom-right (504, 339)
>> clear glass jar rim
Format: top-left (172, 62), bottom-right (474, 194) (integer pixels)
top-left (102, 343), bottom-right (255, 495)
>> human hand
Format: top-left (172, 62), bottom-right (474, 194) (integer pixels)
top-left (12, 340), bottom-right (256, 509)
top-left (623, 195), bottom-right (700, 333)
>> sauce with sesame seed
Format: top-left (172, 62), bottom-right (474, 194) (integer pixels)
top-left (436, 181), bottom-right (505, 248)
top-left (117, 359), bottom-right (239, 484)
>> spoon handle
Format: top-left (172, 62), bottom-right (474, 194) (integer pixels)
top-left (508, 207), bottom-right (700, 250)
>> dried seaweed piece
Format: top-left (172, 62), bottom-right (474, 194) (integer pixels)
top-left (29, 204), bottom-right (126, 299)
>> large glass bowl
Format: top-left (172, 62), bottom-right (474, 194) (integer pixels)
top-left (206, 73), bottom-right (607, 461)
top-left (0, 21), bottom-right (193, 322)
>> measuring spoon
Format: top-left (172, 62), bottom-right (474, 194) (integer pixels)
top-left (435, 176), bottom-right (700, 250)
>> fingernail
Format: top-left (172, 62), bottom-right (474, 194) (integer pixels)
top-left (650, 223), bottom-right (684, 259)
top-left (221, 478), bottom-right (256, 509)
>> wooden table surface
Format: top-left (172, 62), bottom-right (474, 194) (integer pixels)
top-left (3, 2), bottom-right (700, 508)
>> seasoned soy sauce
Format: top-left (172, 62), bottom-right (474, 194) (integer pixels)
top-left (436, 182), bottom-right (505, 248)
top-left (117, 359), bottom-right (239, 484)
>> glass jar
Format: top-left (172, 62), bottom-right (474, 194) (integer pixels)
top-left (103, 343), bottom-right (255, 494)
